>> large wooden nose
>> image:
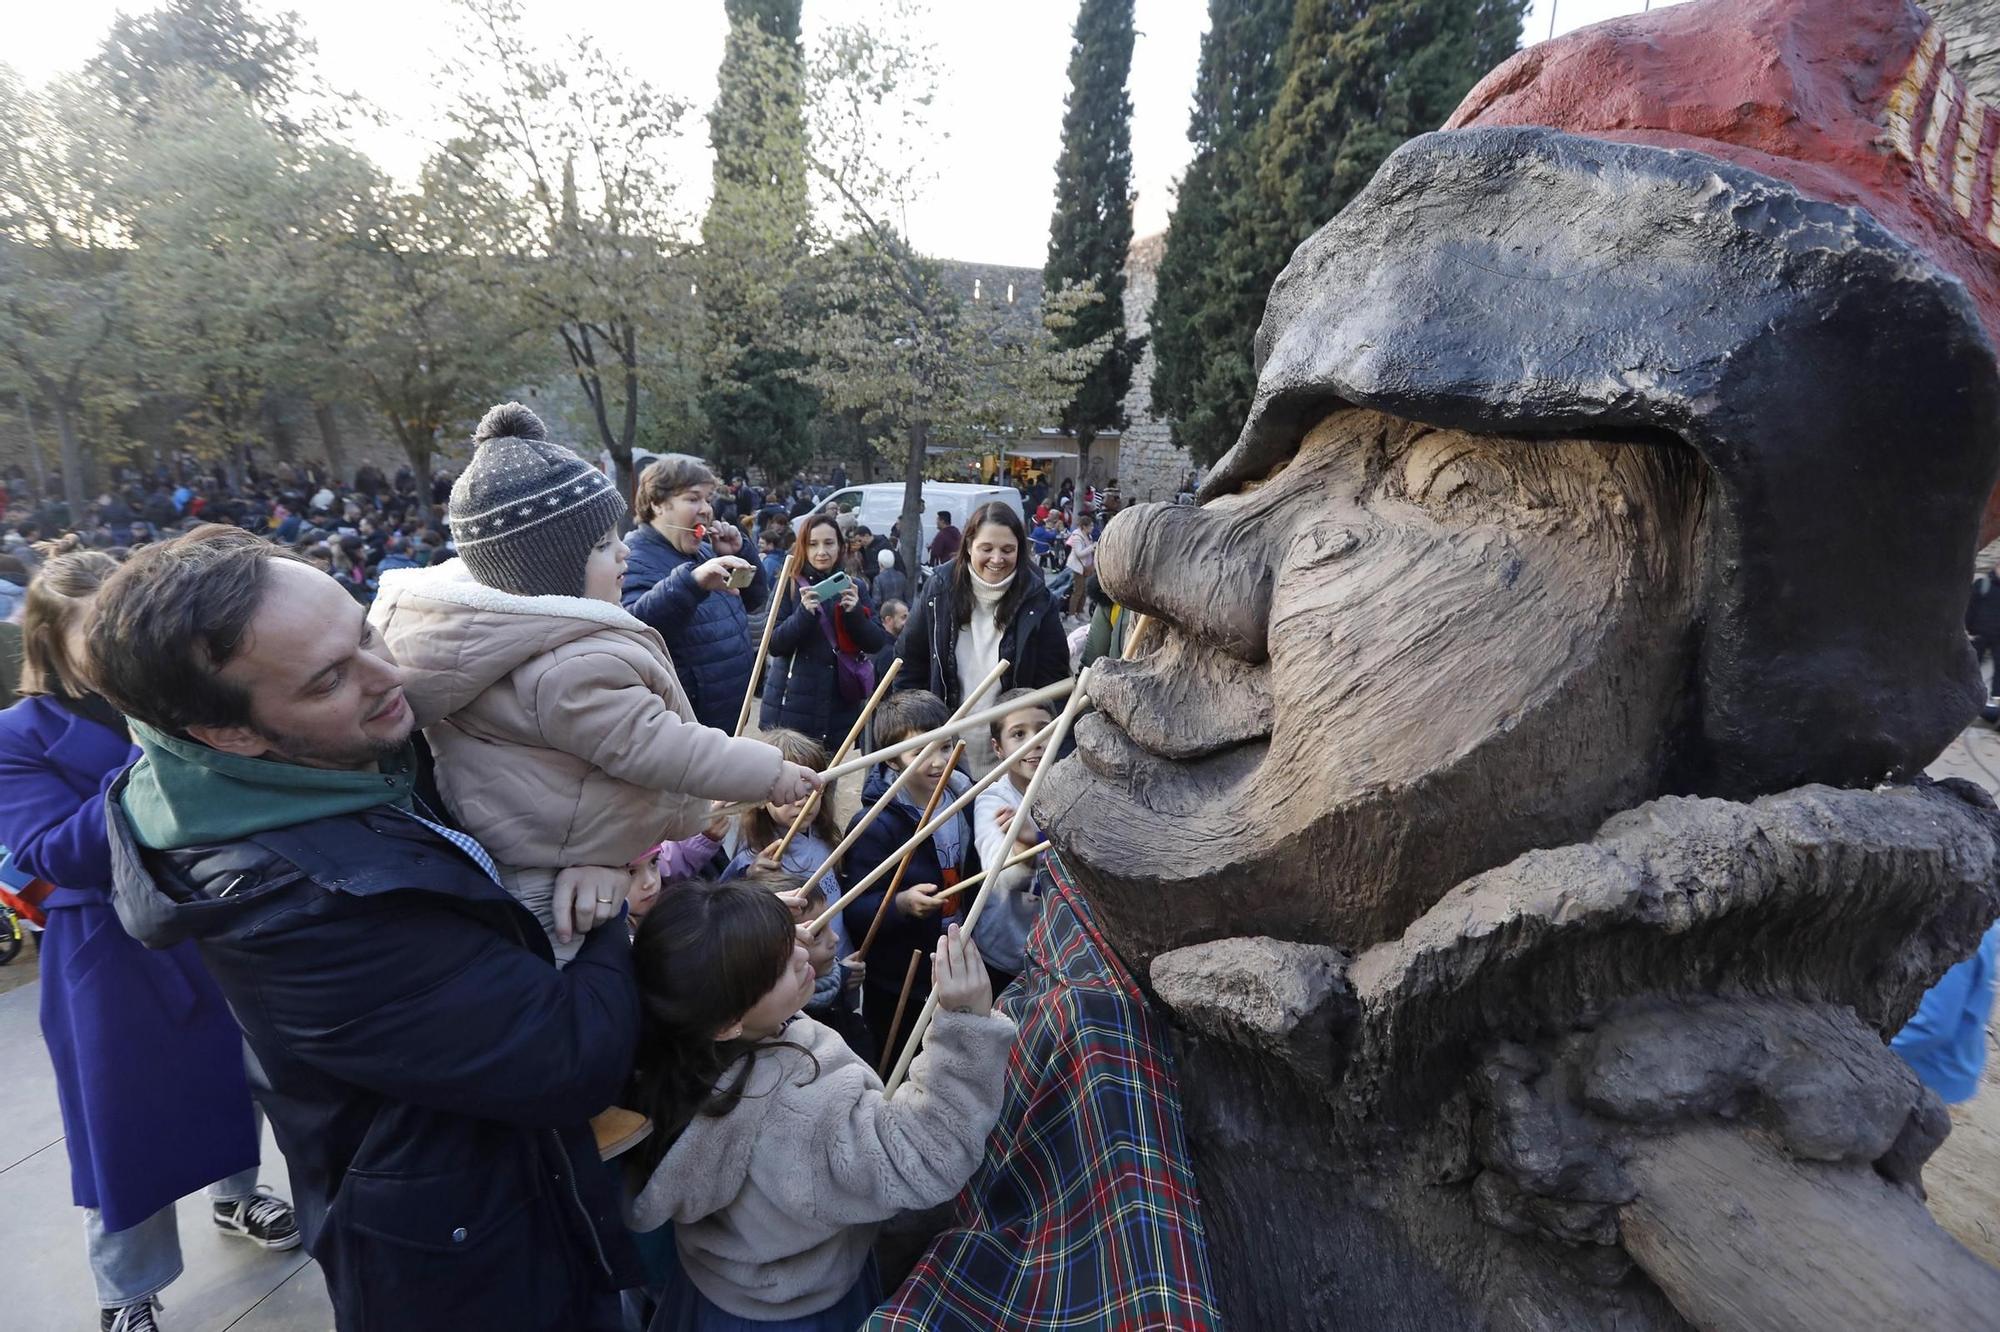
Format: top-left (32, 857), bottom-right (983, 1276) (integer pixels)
top-left (1096, 502), bottom-right (1276, 663)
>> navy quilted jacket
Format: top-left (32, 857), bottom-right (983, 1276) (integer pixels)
top-left (621, 525), bottom-right (770, 732)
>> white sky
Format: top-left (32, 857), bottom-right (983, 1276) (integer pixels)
top-left (10, 0), bottom-right (1681, 268)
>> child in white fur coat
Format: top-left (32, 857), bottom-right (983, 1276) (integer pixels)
top-left (624, 878), bottom-right (1014, 1329)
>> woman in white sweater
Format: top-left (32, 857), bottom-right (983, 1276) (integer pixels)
top-left (888, 503), bottom-right (1071, 714)
top-left (625, 879), bottom-right (1015, 1331)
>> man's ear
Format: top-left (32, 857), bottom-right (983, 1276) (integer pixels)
top-left (184, 723), bottom-right (272, 760)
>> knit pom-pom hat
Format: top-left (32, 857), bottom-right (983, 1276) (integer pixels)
top-left (447, 402), bottom-right (626, 598)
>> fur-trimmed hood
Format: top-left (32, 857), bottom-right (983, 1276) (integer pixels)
top-left (372, 560), bottom-right (662, 728)
top-left (368, 558), bottom-right (784, 872)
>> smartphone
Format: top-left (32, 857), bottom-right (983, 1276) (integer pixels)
top-left (811, 571), bottom-right (853, 601)
top-left (726, 564), bottom-right (756, 590)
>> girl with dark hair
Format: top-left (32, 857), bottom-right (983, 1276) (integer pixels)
top-left (0, 539), bottom-right (297, 1332)
top-left (892, 501), bottom-right (1071, 712)
top-left (624, 880), bottom-right (1014, 1332)
top-left (758, 514), bottom-right (890, 752)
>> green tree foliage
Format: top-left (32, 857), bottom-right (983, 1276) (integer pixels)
top-left (1156, 0), bottom-right (1524, 465)
top-left (445, 0), bottom-right (701, 505)
top-left (1043, 0), bottom-right (1139, 448)
top-left (91, 0), bottom-right (311, 126)
top-left (1150, 0), bottom-right (1293, 464)
top-left (799, 10), bottom-right (1108, 574)
top-left (701, 0), bottom-right (819, 479)
top-left (0, 69), bottom-right (135, 519)
top-left (336, 154), bottom-right (538, 507)
top-left (1259, 0), bottom-right (1524, 250)
top-left (114, 81), bottom-right (374, 488)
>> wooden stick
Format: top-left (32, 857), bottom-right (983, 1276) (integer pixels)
top-left (736, 545), bottom-right (801, 736)
top-left (796, 661), bottom-right (1010, 894)
top-left (770, 658), bottom-right (903, 866)
top-left (807, 708), bottom-right (1068, 936)
top-left (1121, 612), bottom-right (1154, 661)
top-left (853, 740), bottom-right (966, 962)
top-left (819, 676), bottom-right (1076, 785)
top-left (933, 839), bottom-right (1049, 903)
top-left (885, 668), bottom-right (1093, 1095)
top-left (877, 952), bottom-right (924, 1077)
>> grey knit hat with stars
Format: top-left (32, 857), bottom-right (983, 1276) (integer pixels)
top-left (448, 403), bottom-right (626, 598)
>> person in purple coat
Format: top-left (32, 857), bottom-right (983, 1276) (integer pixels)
top-left (0, 538), bottom-right (296, 1332)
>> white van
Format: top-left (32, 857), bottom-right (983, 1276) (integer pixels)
top-left (796, 482), bottom-right (1023, 568)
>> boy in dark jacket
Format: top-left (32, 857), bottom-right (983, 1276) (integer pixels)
top-left (839, 691), bottom-right (973, 1068)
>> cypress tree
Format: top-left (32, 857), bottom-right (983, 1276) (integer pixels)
top-left (1157, 0), bottom-right (1524, 465)
top-left (1254, 0), bottom-right (1526, 304)
top-left (1044, 0), bottom-right (1141, 449)
top-left (701, 0), bottom-right (818, 477)
top-left (1151, 0), bottom-right (1295, 464)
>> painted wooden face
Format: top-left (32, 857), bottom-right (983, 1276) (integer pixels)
top-left (1041, 408), bottom-right (1707, 964)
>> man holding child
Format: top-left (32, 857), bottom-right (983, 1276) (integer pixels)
top-left (91, 526), bottom-right (644, 1331)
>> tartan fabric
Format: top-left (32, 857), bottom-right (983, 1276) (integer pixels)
top-left (865, 853), bottom-right (1222, 1331)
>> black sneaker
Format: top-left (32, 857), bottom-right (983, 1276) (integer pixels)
top-left (100, 1297), bottom-right (161, 1331)
top-left (212, 1187), bottom-right (301, 1251)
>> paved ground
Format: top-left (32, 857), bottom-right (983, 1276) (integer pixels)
top-left (0, 979), bottom-right (332, 1330)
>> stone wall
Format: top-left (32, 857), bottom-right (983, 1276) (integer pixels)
top-left (1118, 231), bottom-right (1199, 502)
top-left (1931, 0), bottom-right (2000, 102)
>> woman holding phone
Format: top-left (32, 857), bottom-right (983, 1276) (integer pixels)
top-left (623, 454), bottom-right (769, 732)
top-left (895, 501), bottom-right (1070, 713)
top-left (759, 513), bottom-right (891, 752)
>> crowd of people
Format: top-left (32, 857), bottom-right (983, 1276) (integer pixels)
top-left (0, 407), bottom-right (1137, 1332)
top-left (0, 444), bottom-right (1134, 715)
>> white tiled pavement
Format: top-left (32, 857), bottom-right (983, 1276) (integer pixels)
top-left (0, 980), bottom-right (332, 1331)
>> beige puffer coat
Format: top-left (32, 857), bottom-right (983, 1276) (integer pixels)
top-left (370, 562), bottom-right (783, 870)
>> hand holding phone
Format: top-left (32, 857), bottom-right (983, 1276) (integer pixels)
top-left (726, 564), bottom-right (756, 590)
top-left (811, 571), bottom-right (853, 602)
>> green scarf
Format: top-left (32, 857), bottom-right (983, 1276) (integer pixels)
top-left (123, 718), bottom-right (417, 851)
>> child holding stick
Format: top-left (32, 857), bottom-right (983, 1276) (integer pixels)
top-left (370, 403), bottom-right (818, 963)
top-left (626, 880), bottom-right (1012, 1330)
top-left (970, 687), bottom-right (1056, 993)
top-left (838, 691), bottom-right (972, 1067)
top-left (725, 732), bottom-right (871, 1057)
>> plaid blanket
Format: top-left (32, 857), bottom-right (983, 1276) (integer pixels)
top-left (865, 854), bottom-right (1222, 1330)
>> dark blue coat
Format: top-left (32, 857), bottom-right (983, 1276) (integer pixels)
top-left (106, 783), bottom-right (641, 1331)
top-left (0, 695), bottom-right (257, 1231)
top-left (893, 564), bottom-right (1072, 712)
top-left (839, 765), bottom-right (973, 1015)
top-left (759, 583), bottom-right (891, 751)
top-left (622, 525), bottom-right (769, 733)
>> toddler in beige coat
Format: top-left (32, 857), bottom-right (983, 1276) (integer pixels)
top-left (370, 403), bottom-right (817, 962)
